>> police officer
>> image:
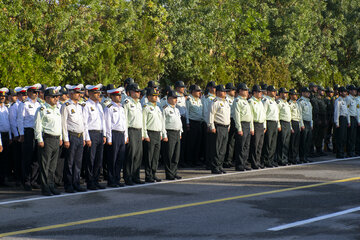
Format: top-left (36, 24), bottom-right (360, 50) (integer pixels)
top-left (312, 86), bottom-right (327, 156)
top-left (276, 88), bottom-right (292, 165)
top-left (61, 84), bottom-right (87, 193)
top-left (233, 83), bottom-right (253, 171)
top-left (224, 83), bottom-right (236, 168)
top-left (121, 78), bottom-right (134, 105)
top-left (324, 87), bottom-right (335, 152)
top-left (17, 83), bottom-right (42, 191)
top-left (345, 85), bottom-right (358, 157)
top-left (174, 81), bottom-right (187, 167)
top-left (356, 87), bottom-right (360, 156)
top-left (34, 88), bottom-right (63, 196)
top-left (288, 89), bottom-right (301, 164)
top-left (123, 83), bottom-right (144, 185)
top-left (334, 87), bottom-right (350, 158)
top-left (83, 84), bottom-right (107, 190)
top-left (208, 85), bottom-right (231, 174)
top-left (162, 90), bottom-right (183, 180)
top-left (0, 88), bottom-right (12, 186)
top-left (261, 85), bottom-right (280, 168)
top-left (142, 88), bottom-right (163, 183)
top-left (298, 87), bottom-right (313, 163)
top-left (202, 81), bottom-right (216, 167)
top-left (248, 85), bottom-right (266, 169)
top-left (141, 81), bottom-right (160, 106)
top-left (104, 87), bottom-right (128, 187)
top-left (185, 84), bottom-right (203, 167)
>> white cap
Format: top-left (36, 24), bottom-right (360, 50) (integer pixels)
top-left (66, 84), bottom-right (84, 91)
top-left (85, 84), bottom-right (103, 91)
top-left (0, 87), bottom-right (9, 96)
top-left (25, 83), bottom-right (42, 91)
top-left (107, 87), bottom-right (124, 95)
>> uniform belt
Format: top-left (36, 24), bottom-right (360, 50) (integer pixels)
top-left (68, 131), bottom-right (83, 138)
top-left (89, 130), bottom-right (103, 134)
top-left (112, 130), bottom-right (125, 134)
top-left (166, 129), bottom-right (180, 132)
top-left (43, 133), bottom-right (60, 139)
top-left (128, 127), bottom-right (141, 131)
top-left (189, 119), bottom-right (202, 123)
top-left (147, 130), bottom-right (161, 133)
top-left (215, 123), bottom-right (229, 128)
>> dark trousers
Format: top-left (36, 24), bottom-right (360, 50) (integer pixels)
top-left (299, 121), bottom-right (312, 160)
top-left (144, 131), bottom-right (161, 180)
top-left (276, 121), bottom-right (291, 164)
top-left (224, 118), bottom-right (236, 165)
top-left (163, 130), bottom-right (180, 178)
top-left (289, 121), bottom-right (300, 163)
top-left (0, 132), bottom-right (10, 183)
top-left (336, 116), bottom-right (348, 158)
top-left (9, 137), bottom-right (22, 182)
top-left (234, 122), bottom-right (251, 169)
top-left (85, 131), bottom-right (104, 187)
top-left (249, 122), bottom-right (265, 168)
top-left (108, 131), bottom-right (126, 185)
top-left (261, 120), bottom-right (278, 165)
top-left (186, 119), bottom-right (203, 165)
top-left (64, 134), bottom-right (84, 189)
top-left (124, 128), bottom-right (142, 182)
top-left (54, 146), bottom-right (65, 185)
top-left (356, 126), bottom-right (360, 155)
top-left (313, 117), bottom-right (326, 152)
top-left (38, 134), bottom-right (60, 191)
top-left (22, 128), bottom-right (39, 186)
top-left (209, 124), bottom-right (228, 171)
top-left (347, 116), bottom-right (357, 156)
top-left (179, 116), bottom-right (187, 165)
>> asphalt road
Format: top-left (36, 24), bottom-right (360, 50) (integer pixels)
top-left (0, 155), bottom-right (359, 240)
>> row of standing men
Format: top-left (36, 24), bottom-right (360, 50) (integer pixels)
top-left (0, 80), bottom-right (357, 195)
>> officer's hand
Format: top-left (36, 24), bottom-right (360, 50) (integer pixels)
top-left (210, 128), bottom-right (216, 134)
top-left (9, 139), bottom-right (12, 144)
top-left (64, 141), bottom-right (70, 148)
top-left (38, 142), bottom-right (44, 148)
top-left (237, 131), bottom-right (243, 136)
top-left (160, 136), bottom-right (163, 141)
top-left (0, 145), bottom-right (2, 152)
top-left (19, 135), bottom-right (24, 143)
top-left (264, 129), bottom-right (267, 133)
top-left (291, 129), bottom-right (295, 134)
top-left (144, 137), bottom-right (150, 142)
top-left (103, 137), bottom-right (106, 144)
top-left (59, 140), bottom-right (63, 146)
top-left (348, 124), bottom-right (351, 128)
top-left (107, 142), bottom-right (112, 146)
top-left (142, 137), bottom-right (144, 141)
top-left (180, 136), bottom-right (182, 139)
top-left (125, 138), bottom-right (129, 144)
top-left (301, 126), bottom-right (305, 131)
top-left (86, 140), bottom-right (92, 147)
top-left (250, 131), bottom-right (254, 136)
top-left (336, 125), bottom-right (339, 128)
top-left (163, 138), bottom-right (168, 142)
top-left (83, 141), bottom-right (86, 146)
top-left (358, 123), bottom-right (360, 127)
top-left (278, 128), bottom-right (282, 132)
top-left (187, 124), bottom-right (190, 130)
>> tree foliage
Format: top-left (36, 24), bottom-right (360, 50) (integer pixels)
top-left (0, 0), bottom-right (358, 89)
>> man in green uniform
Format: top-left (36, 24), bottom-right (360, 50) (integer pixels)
top-left (313, 86), bottom-right (327, 156)
top-left (34, 88), bottom-right (63, 196)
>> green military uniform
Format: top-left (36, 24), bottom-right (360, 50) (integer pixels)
top-left (345, 91), bottom-right (359, 157)
top-left (201, 93), bottom-right (216, 167)
top-left (276, 97), bottom-right (292, 165)
top-left (143, 101), bottom-right (163, 182)
top-left (324, 93), bottom-right (335, 152)
top-left (313, 94), bottom-right (327, 155)
top-left (233, 95), bottom-right (253, 170)
top-left (298, 95), bottom-right (313, 162)
top-left (34, 99), bottom-right (62, 196)
top-left (288, 98), bottom-right (302, 164)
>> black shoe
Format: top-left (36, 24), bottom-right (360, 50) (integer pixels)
top-left (235, 167), bottom-right (244, 171)
top-left (32, 183), bottom-right (41, 189)
top-left (244, 166), bottom-right (252, 170)
top-left (211, 170), bottom-right (222, 174)
top-left (272, 162), bottom-right (279, 167)
top-left (278, 162), bottom-right (286, 166)
top-left (125, 180), bottom-right (135, 186)
top-left (251, 164), bottom-right (259, 170)
top-left (96, 183), bottom-right (106, 189)
top-left (87, 185), bottom-right (98, 190)
top-left (42, 190), bottom-right (53, 196)
top-left (174, 175), bottom-right (182, 179)
top-left (116, 182), bottom-right (125, 187)
top-left (265, 163), bottom-right (273, 168)
top-left (133, 179), bottom-right (145, 184)
top-left (223, 163), bottom-right (233, 168)
top-left (154, 176), bottom-right (162, 182)
top-left (49, 186), bottom-right (61, 195)
top-left (221, 169), bottom-right (227, 174)
top-left (65, 186), bottom-right (76, 193)
top-left (24, 184), bottom-right (32, 191)
top-left (108, 183), bottom-right (119, 188)
top-left (166, 176), bottom-right (175, 180)
top-left (145, 178), bottom-right (155, 183)
top-left (74, 185), bottom-right (87, 192)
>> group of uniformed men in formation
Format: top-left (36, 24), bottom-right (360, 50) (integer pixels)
top-left (0, 79), bottom-right (357, 195)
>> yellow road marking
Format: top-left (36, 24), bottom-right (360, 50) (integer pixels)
top-left (1, 176), bottom-right (359, 238)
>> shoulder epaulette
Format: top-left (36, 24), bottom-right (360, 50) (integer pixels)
top-left (65, 102), bottom-right (70, 106)
top-left (80, 103), bottom-right (86, 107)
top-left (124, 99), bottom-right (129, 104)
top-left (107, 104), bottom-right (113, 108)
top-left (163, 105), bottom-right (168, 109)
top-left (22, 99), bottom-right (26, 103)
top-left (40, 107), bottom-right (44, 111)
top-left (213, 98), bottom-right (217, 102)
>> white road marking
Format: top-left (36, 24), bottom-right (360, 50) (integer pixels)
top-left (0, 156), bottom-right (358, 206)
top-left (268, 206), bottom-right (360, 231)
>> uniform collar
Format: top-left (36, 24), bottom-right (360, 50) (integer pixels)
top-left (130, 97), bottom-right (139, 103)
top-left (252, 96), bottom-right (261, 102)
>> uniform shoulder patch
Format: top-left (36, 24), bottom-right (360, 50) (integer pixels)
top-left (213, 98), bottom-right (217, 102)
top-left (40, 107), bottom-right (44, 111)
top-left (124, 99), bottom-right (129, 104)
top-left (80, 103), bottom-right (86, 107)
top-left (107, 104), bottom-right (113, 108)
top-left (65, 102), bottom-right (70, 106)
top-left (163, 105), bottom-right (168, 109)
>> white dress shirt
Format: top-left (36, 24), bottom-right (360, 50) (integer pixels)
top-left (83, 99), bottom-right (106, 141)
top-left (0, 104), bottom-right (11, 139)
top-left (9, 101), bottom-right (20, 137)
top-left (61, 99), bottom-right (85, 142)
top-left (17, 97), bottom-right (41, 135)
top-left (104, 101), bottom-right (128, 143)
